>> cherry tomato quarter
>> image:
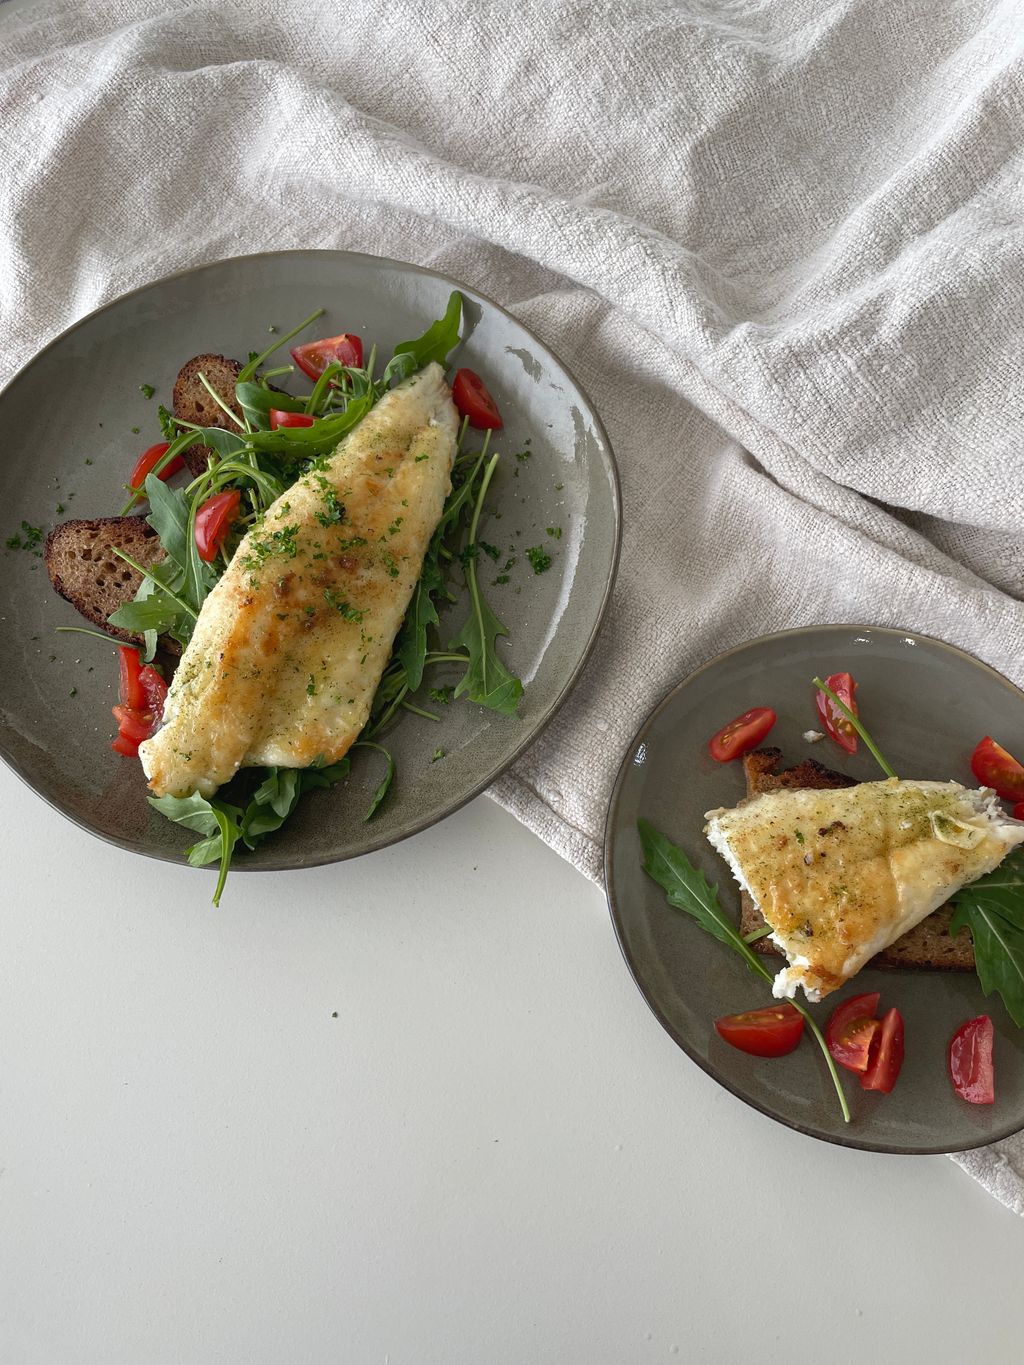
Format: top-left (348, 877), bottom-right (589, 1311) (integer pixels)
top-left (451, 369), bottom-right (503, 430)
top-left (290, 333), bottom-right (363, 381)
top-left (713, 1003), bottom-right (805, 1057)
top-left (128, 442), bottom-right (184, 490)
top-left (194, 489), bottom-right (241, 563)
top-left (949, 1015), bottom-right (995, 1105)
top-left (825, 991), bottom-right (882, 1073)
top-left (269, 409), bottom-right (315, 429)
top-left (815, 672), bottom-right (859, 755)
top-left (860, 1007), bottom-right (905, 1093)
top-left (708, 707), bottom-right (777, 762)
top-left (117, 645), bottom-right (145, 710)
top-left (970, 737), bottom-right (1024, 802)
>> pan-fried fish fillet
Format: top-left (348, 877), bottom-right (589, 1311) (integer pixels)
top-left (141, 363), bottom-right (458, 798)
top-left (704, 778), bottom-right (1024, 1002)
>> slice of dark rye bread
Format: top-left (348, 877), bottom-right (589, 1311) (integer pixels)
top-left (172, 354), bottom-right (244, 477)
top-left (736, 747), bottom-right (975, 971)
top-left (44, 516), bottom-right (171, 648)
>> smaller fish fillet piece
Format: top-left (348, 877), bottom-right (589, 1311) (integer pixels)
top-left (141, 363), bottom-right (457, 797)
top-left (704, 778), bottom-right (1024, 1002)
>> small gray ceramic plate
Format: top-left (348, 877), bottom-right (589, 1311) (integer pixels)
top-left (605, 625), bottom-right (1024, 1154)
top-left (0, 251), bottom-right (619, 870)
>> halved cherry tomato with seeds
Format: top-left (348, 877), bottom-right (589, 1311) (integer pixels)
top-left (825, 991), bottom-right (881, 1073)
top-left (860, 1007), bottom-right (904, 1093)
top-left (970, 737), bottom-right (1024, 803)
top-left (290, 333), bottom-right (363, 381)
top-left (815, 672), bottom-right (859, 755)
top-left (129, 442), bottom-right (184, 490)
top-left (708, 707), bottom-right (777, 762)
top-left (194, 489), bottom-right (241, 563)
top-left (452, 368), bottom-right (503, 430)
top-left (714, 1003), bottom-right (805, 1057)
top-left (949, 1016), bottom-right (994, 1104)
top-left (269, 409), bottom-right (315, 429)
top-left (138, 664), bottom-right (168, 717)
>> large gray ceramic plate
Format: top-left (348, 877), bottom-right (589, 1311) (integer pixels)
top-left (605, 625), bottom-right (1024, 1153)
top-left (0, 251), bottom-right (619, 870)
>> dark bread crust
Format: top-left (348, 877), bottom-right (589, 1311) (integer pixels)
top-left (44, 516), bottom-right (166, 645)
top-left (172, 354), bottom-right (244, 476)
top-left (738, 748), bottom-right (975, 971)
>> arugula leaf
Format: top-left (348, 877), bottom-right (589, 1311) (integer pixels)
top-left (638, 820), bottom-right (775, 977)
top-left (951, 849), bottom-right (1024, 1027)
top-left (638, 819), bottom-right (851, 1124)
top-left (148, 792), bottom-right (243, 906)
top-left (396, 533), bottom-right (443, 692)
top-left (144, 474), bottom-right (192, 574)
top-left (449, 453), bottom-right (523, 716)
top-left (388, 291), bottom-right (463, 381)
top-left (240, 761), bottom-right (351, 849)
top-left (353, 742), bottom-right (395, 820)
top-left (107, 588), bottom-right (185, 636)
top-left (235, 382), bottom-right (306, 431)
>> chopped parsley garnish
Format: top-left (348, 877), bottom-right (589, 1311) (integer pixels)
top-left (431, 748), bottom-right (445, 763)
top-left (306, 676), bottom-right (317, 697)
top-left (429, 686), bottom-right (453, 705)
top-left (526, 546), bottom-right (551, 574)
top-left (323, 590), bottom-right (365, 623)
top-left (139, 383), bottom-right (156, 400)
top-left (546, 526), bottom-right (562, 540)
top-left (478, 540), bottom-right (500, 560)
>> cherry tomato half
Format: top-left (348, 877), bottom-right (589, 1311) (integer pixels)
top-left (290, 333), bottom-right (363, 381)
top-left (949, 1016), bottom-right (994, 1104)
top-left (117, 645), bottom-right (145, 710)
top-left (815, 671), bottom-right (859, 755)
top-left (111, 704), bottom-right (154, 743)
top-left (714, 1003), bottom-right (805, 1057)
top-left (129, 442), bottom-right (185, 490)
top-left (452, 369), bottom-right (503, 430)
top-left (269, 409), bottom-right (316, 429)
top-left (970, 737), bottom-right (1024, 802)
top-left (825, 991), bottom-right (881, 1073)
top-left (194, 489), bottom-right (241, 563)
top-left (139, 664), bottom-right (168, 719)
top-left (708, 707), bottom-right (777, 762)
top-left (860, 1007), bottom-right (905, 1093)
top-left (111, 732), bottom-right (141, 758)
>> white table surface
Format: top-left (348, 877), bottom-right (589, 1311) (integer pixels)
top-left (2, 758), bottom-right (1023, 1364)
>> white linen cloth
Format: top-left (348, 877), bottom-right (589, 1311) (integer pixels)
top-left (2, 0), bottom-right (1023, 1207)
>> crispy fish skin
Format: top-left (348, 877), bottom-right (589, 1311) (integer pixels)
top-left (704, 778), bottom-right (1024, 1002)
top-left (141, 363), bottom-right (458, 798)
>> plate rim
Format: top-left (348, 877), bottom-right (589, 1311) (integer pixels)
top-left (603, 622), bottom-right (1024, 1155)
top-left (0, 248), bottom-right (622, 871)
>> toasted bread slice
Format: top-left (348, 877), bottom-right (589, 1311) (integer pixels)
top-left (173, 354), bottom-right (244, 477)
top-left (738, 747), bottom-right (975, 970)
top-left (45, 517), bottom-right (168, 646)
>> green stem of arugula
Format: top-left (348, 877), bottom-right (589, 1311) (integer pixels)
top-left (209, 806), bottom-right (235, 908)
top-left (197, 372), bottom-right (248, 432)
top-left (55, 625), bottom-right (127, 646)
top-left (743, 925), bottom-right (773, 944)
top-left (110, 548), bottom-right (198, 619)
top-left (238, 308), bottom-right (325, 383)
top-left (401, 700), bottom-right (440, 722)
top-left (744, 953), bottom-right (851, 1124)
top-left (795, 1004), bottom-right (851, 1124)
top-left (811, 677), bottom-right (897, 779)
